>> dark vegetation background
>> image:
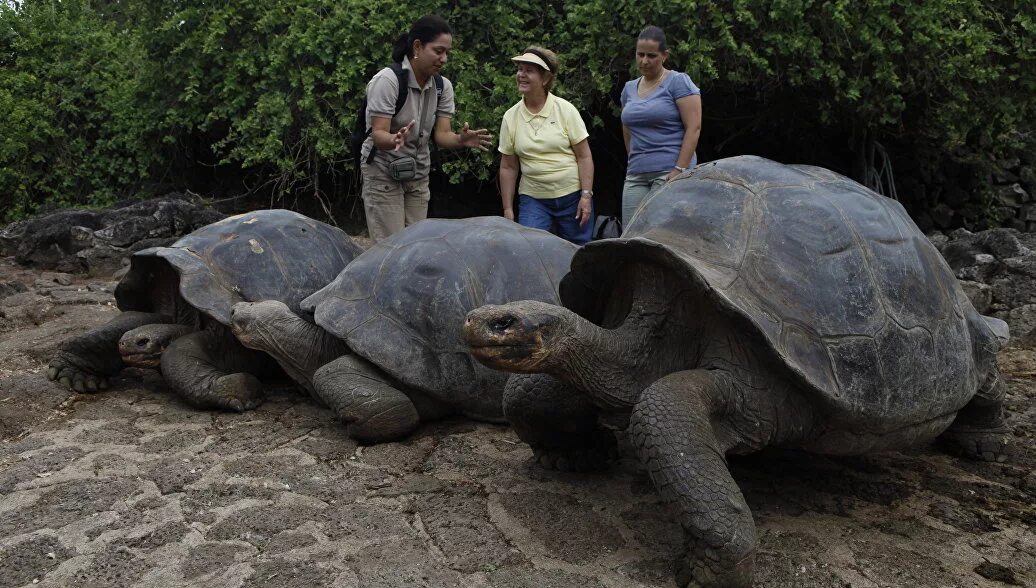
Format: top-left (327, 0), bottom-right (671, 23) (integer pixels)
top-left (1, 0), bottom-right (1033, 233)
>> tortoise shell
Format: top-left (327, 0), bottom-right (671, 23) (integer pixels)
top-left (564, 156), bottom-right (1000, 428)
top-left (115, 209), bottom-right (363, 326)
top-left (302, 217), bottom-right (577, 419)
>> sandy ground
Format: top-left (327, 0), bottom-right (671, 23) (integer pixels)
top-left (0, 255), bottom-right (1033, 588)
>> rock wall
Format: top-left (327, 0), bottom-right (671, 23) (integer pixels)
top-left (0, 194), bottom-right (224, 276)
top-left (930, 228), bottom-right (1036, 346)
top-left (907, 155), bottom-right (1035, 234)
top-left (990, 157), bottom-right (1036, 233)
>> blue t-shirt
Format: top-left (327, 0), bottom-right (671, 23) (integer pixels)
top-left (620, 71), bottom-right (701, 174)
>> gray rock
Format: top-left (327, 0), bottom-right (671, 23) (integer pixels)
top-left (1002, 253), bottom-right (1036, 277)
top-left (0, 194), bottom-right (224, 274)
top-left (48, 288), bottom-right (116, 305)
top-left (1006, 218), bottom-right (1028, 232)
top-left (978, 229), bottom-right (1030, 259)
top-left (39, 272), bottom-right (73, 286)
top-left (0, 280), bottom-right (28, 299)
top-left (993, 304), bottom-right (1036, 345)
top-left (958, 281), bottom-right (992, 314)
top-left (0, 291), bottom-right (39, 308)
top-left (993, 168), bottom-right (1019, 184)
top-left (955, 254), bottom-right (999, 283)
top-left (994, 183), bottom-right (1028, 207)
top-left (926, 232), bottom-right (948, 249)
top-left (1022, 203), bottom-right (1036, 222)
top-left (76, 245), bottom-right (130, 278)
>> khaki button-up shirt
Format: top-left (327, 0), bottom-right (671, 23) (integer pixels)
top-left (361, 57), bottom-right (456, 179)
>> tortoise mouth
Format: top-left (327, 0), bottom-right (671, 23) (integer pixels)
top-left (468, 342), bottom-right (543, 370)
top-left (121, 353), bottom-right (162, 369)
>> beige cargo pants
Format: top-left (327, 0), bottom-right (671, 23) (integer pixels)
top-left (360, 163), bottom-right (431, 243)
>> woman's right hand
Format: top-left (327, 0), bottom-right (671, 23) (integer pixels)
top-left (392, 120), bottom-right (415, 151)
top-left (503, 208), bottom-right (515, 222)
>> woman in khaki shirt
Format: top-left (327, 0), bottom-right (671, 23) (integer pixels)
top-left (360, 15), bottom-right (492, 242)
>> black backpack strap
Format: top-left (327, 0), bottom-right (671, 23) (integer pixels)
top-left (389, 62), bottom-right (410, 116)
top-left (365, 64), bottom-right (412, 165)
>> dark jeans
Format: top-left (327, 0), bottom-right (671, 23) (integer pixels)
top-left (518, 191), bottom-right (594, 245)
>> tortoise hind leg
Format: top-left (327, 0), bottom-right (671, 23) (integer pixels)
top-left (629, 370), bottom-right (759, 588)
top-left (311, 354), bottom-right (432, 444)
top-left (504, 373), bottom-right (615, 472)
top-left (160, 329), bottom-right (271, 412)
top-left (48, 311), bottom-right (170, 392)
top-left (939, 365), bottom-right (1010, 462)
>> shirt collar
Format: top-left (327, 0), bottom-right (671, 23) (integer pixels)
top-left (518, 92), bottom-right (555, 122)
top-left (402, 57), bottom-right (434, 91)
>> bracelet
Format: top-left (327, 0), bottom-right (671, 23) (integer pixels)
top-left (580, 189), bottom-right (593, 198)
top-left (673, 165), bottom-right (687, 172)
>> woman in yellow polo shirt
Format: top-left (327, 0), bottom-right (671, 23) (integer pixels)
top-left (498, 46), bottom-right (595, 245)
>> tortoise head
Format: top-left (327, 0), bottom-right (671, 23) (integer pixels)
top-left (118, 323), bottom-right (194, 368)
top-left (463, 300), bottom-right (571, 373)
top-left (230, 300), bottom-right (295, 352)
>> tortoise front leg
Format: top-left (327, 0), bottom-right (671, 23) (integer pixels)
top-left (629, 369), bottom-right (757, 588)
top-left (939, 364), bottom-right (1010, 462)
top-left (504, 373), bottom-right (616, 472)
top-left (311, 354), bottom-right (427, 444)
top-left (160, 329), bottom-right (271, 412)
top-left (48, 311), bottom-right (170, 392)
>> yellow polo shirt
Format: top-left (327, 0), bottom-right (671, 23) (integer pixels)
top-left (499, 93), bottom-right (589, 199)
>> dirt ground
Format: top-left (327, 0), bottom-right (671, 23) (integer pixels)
top-left (0, 254), bottom-right (1033, 588)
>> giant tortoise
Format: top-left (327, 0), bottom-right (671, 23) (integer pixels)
top-left (47, 209), bottom-right (363, 411)
top-left (230, 216), bottom-right (577, 443)
top-left (463, 156), bottom-right (1010, 587)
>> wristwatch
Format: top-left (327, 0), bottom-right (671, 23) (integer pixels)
top-left (580, 189), bottom-right (593, 198)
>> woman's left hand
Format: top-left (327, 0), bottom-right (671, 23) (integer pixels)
top-left (459, 123), bottom-right (493, 151)
top-left (664, 168), bottom-right (683, 182)
top-left (575, 193), bottom-right (593, 227)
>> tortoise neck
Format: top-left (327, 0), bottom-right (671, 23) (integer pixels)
top-left (549, 263), bottom-right (713, 408)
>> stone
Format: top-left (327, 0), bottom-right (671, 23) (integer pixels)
top-left (1006, 218), bottom-right (1028, 232)
top-left (38, 272), bottom-right (73, 286)
top-left (993, 168), bottom-right (1019, 184)
top-left (977, 229), bottom-right (1029, 259)
top-left (958, 280), bottom-right (992, 314)
top-left (1020, 203), bottom-right (1036, 222)
top-left (76, 245), bottom-right (131, 278)
top-left (0, 194), bottom-right (225, 273)
top-left (0, 280), bottom-right (28, 299)
top-left (1021, 165), bottom-right (1036, 191)
top-left (926, 232), bottom-right (948, 249)
top-left (994, 183), bottom-right (1028, 207)
top-left (993, 304), bottom-right (1036, 345)
top-left (1002, 254), bottom-right (1036, 277)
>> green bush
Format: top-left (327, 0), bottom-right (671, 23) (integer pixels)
top-left (1, 0), bottom-right (1032, 222)
top-left (0, 0), bottom-right (154, 221)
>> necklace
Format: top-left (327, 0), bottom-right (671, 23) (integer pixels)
top-left (638, 69), bottom-right (668, 98)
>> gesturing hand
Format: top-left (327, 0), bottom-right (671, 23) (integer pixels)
top-left (392, 120), bottom-right (415, 151)
top-left (459, 122), bottom-right (493, 151)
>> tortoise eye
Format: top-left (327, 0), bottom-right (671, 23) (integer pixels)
top-left (490, 316), bottom-right (517, 332)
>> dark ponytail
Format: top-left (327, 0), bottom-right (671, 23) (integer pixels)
top-left (391, 15), bottom-right (452, 64)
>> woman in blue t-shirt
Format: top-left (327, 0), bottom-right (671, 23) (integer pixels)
top-left (619, 26), bottom-right (703, 228)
